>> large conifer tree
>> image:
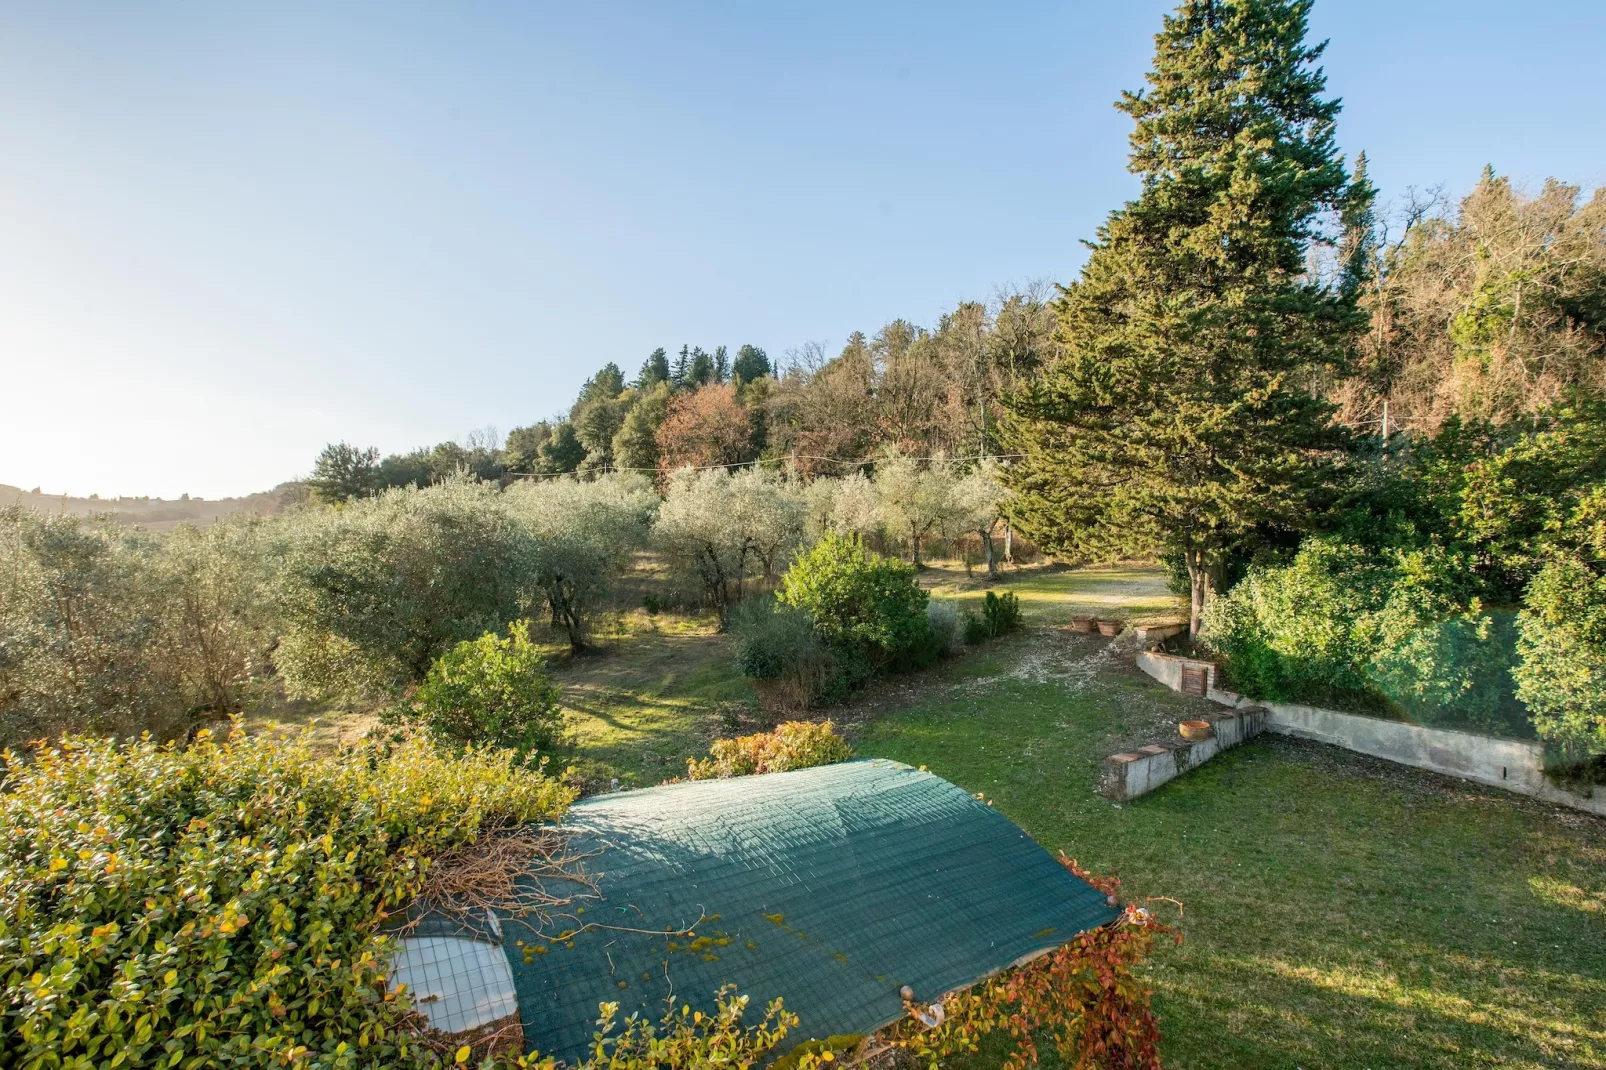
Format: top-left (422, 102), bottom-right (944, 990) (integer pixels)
top-left (1005, 0), bottom-right (1368, 635)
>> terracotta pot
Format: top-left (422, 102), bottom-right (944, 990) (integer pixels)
top-left (1069, 616), bottom-right (1095, 633)
top-left (1179, 719), bottom-right (1213, 742)
top-left (1097, 619), bottom-right (1122, 637)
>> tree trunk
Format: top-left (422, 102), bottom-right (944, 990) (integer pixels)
top-left (1185, 548), bottom-right (1207, 639)
top-left (911, 525), bottom-right (922, 568)
top-left (980, 525), bottom-right (997, 579)
top-left (1004, 523), bottom-right (1014, 565)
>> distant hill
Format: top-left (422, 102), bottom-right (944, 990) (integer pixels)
top-left (0, 482), bottom-right (307, 532)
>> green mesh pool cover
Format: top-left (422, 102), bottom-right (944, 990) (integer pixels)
top-left (490, 759), bottom-right (1116, 1063)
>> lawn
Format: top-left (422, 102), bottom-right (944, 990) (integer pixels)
top-left (256, 561), bottom-right (1606, 1067)
top-left (549, 563), bottom-right (1606, 1069)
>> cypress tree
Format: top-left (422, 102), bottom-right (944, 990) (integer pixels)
top-left (1005, 0), bottom-right (1367, 636)
top-left (637, 347), bottom-right (671, 388)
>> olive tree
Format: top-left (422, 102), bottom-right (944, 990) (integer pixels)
top-left (829, 471), bottom-right (883, 540)
top-left (504, 474), bottom-right (657, 651)
top-left (145, 516), bottom-right (280, 716)
top-left (0, 508), bottom-right (170, 744)
top-left (275, 479), bottom-right (538, 700)
top-left (654, 467), bottom-right (804, 623)
top-left (874, 449), bottom-right (957, 567)
top-left (801, 476), bottom-right (842, 542)
top-left (950, 459), bottom-right (1012, 578)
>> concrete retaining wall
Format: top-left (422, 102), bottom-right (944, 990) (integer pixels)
top-left (1135, 651), bottom-right (1606, 817)
top-left (1261, 701), bottom-right (1543, 791)
top-left (1098, 707), bottom-right (1267, 802)
top-left (1134, 651), bottom-right (1211, 693)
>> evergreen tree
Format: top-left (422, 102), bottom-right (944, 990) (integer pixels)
top-left (502, 422), bottom-right (553, 473)
top-left (712, 345), bottom-right (730, 384)
top-left (672, 345), bottom-right (692, 388)
top-left (535, 421), bottom-right (587, 475)
top-left (307, 442), bottom-right (380, 502)
top-left (689, 346), bottom-right (715, 386)
top-left (612, 382), bottom-right (673, 471)
top-left (1004, 0), bottom-right (1364, 636)
top-left (733, 344), bottom-right (771, 385)
top-left (636, 347), bottom-right (671, 388)
top-left (575, 363), bottom-right (625, 407)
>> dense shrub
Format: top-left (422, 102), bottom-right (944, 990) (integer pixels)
top-left (962, 590), bottom-right (1022, 645)
top-left (777, 534), bottom-right (930, 671)
top-left (582, 986), bottom-right (803, 1070)
top-left (1371, 608), bottom-right (1530, 736)
top-left (1515, 552), bottom-right (1606, 756)
top-left (730, 599), bottom-right (845, 710)
top-left (1203, 537), bottom-right (1529, 732)
top-left (403, 622), bottom-right (564, 751)
top-left (0, 726), bottom-right (573, 1069)
top-left (685, 720), bottom-right (854, 779)
top-left (926, 600), bottom-right (964, 655)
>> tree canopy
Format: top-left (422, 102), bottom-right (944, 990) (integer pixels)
top-left (1004, 0), bottom-right (1366, 634)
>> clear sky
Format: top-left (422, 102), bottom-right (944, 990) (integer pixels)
top-left (2, 1), bottom-right (1603, 499)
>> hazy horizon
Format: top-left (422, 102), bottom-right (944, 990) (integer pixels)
top-left (4, 0), bottom-right (1604, 499)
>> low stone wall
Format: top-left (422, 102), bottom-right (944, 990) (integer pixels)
top-left (1134, 651), bottom-right (1606, 818)
top-left (1098, 707), bottom-right (1267, 802)
top-left (1262, 701), bottom-right (1541, 791)
top-left (1134, 651), bottom-right (1214, 694)
top-left (1260, 700), bottom-right (1606, 817)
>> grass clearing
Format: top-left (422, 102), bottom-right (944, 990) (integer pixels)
top-left (253, 561), bottom-right (1606, 1067)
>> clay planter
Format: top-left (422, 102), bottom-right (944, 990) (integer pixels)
top-left (1179, 719), bottom-right (1213, 742)
top-left (1069, 616), bottom-right (1095, 633)
top-left (1097, 619), bottom-right (1122, 637)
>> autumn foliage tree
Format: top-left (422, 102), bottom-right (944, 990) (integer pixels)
top-left (656, 383), bottom-right (753, 472)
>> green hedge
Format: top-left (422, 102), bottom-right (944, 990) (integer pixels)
top-left (0, 727), bottom-right (573, 1068)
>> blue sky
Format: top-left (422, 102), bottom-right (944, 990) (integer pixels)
top-left (3, 0), bottom-right (1603, 498)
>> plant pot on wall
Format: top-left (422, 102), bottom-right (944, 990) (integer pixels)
top-left (1097, 620), bottom-right (1122, 637)
top-left (1070, 616), bottom-right (1095, 633)
top-left (1179, 719), bottom-right (1213, 742)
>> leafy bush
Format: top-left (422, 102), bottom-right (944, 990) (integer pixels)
top-left (1515, 552), bottom-right (1606, 756)
top-left (582, 986), bottom-right (802, 1070)
top-left (1201, 538), bottom-right (1391, 704)
top-left (982, 590), bottom-right (1022, 637)
top-left (1371, 608), bottom-right (1530, 736)
top-left (0, 726), bottom-right (573, 1069)
top-left (404, 622), bottom-right (564, 751)
top-left (685, 720), bottom-right (853, 780)
top-left (777, 533), bottom-right (930, 671)
top-left (1204, 537), bottom-right (1532, 733)
top-left (959, 590), bottom-right (1023, 645)
top-left (730, 600), bottom-right (845, 710)
top-left (962, 608), bottom-right (990, 645)
top-left (926, 600), bottom-right (964, 655)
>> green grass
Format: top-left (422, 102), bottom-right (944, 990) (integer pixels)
top-left (556, 564), bottom-right (1606, 1068)
top-left (854, 637), bottom-right (1606, 1068)
top-left (918, 560), bottom-right (1187, 626)
top-left (547, 610), bottom-right (754, 790)
top-left (256, 561), bottom-right (1606, 1067)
